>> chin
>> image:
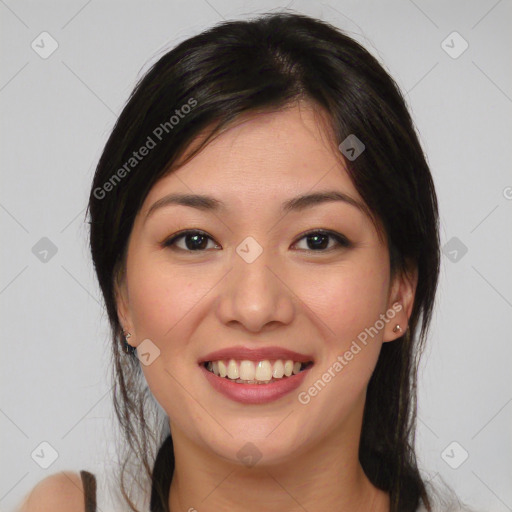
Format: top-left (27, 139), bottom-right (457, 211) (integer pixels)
top-left (202, 424), bottom-right (311, 469)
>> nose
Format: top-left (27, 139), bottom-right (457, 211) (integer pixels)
top-left (215, 239), bottom-right (295, 333)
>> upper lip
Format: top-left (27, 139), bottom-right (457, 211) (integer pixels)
top-left (198, 346), bottom-right (314, 364)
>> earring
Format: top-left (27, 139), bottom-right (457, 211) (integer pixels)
top-left (392, 324), bottom-right (402, 334)
top-left (122, 329), bottom-right (136, 354)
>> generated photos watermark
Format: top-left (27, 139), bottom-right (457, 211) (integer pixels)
top-left (93, 97), bottom-right (197, 200)
top-left (298, 303), bottom-right (403, 405)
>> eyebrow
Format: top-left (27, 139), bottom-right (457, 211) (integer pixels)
top-left (144, 190), bottom-right (368, 221)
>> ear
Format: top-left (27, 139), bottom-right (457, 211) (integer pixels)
top-left (114, 268), bottom-right (135, 342)
top-left (382, 264), bottom-right (418, 343)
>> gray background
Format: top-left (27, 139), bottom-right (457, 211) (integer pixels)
top-left (1, 0), bottom-right (511, 510)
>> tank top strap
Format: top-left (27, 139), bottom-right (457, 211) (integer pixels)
top-left (80, 470), bottom-right (97, 512)
top-left (76, 434), bottom-right (173, 511)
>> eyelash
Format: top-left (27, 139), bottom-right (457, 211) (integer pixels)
top-left (161, 229), bottom-right (352, 254)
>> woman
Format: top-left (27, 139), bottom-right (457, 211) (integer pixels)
top-left (19, 11), bottom-right (474, 512)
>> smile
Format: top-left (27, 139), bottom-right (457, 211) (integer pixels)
top-left (204, 359), bottom-right (313, 384)
top-left (198, 347), bottom-right (314, 404)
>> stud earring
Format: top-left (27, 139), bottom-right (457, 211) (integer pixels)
top-left (122, 329), bottom-right (136, 354)
top-left (392, 324), bottom-right (402, 334)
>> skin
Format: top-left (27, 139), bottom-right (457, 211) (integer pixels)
top-left (116, 102), bottom-right (417, 512)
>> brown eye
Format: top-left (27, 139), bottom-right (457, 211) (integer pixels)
top-left (292, 230), bottom-right (352, 252)
top-left (162, 229), bottom-right (351, 254)
top-left (163, 230), bottom-right (219, 252)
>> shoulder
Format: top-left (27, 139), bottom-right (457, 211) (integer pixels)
top-left (17, 471), bottom-right (86, 512)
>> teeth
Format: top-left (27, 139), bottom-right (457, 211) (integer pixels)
top-left (239, 360), bottom-right (255, 380)
top-left (272, 360), bottom-right (284, 378)
top-left (205, 358), bottom-right (310, 383)
top-left (255, 360), bottom-right (272, 381)
top-left (218, 360), bottom-right (228, 378)
top-left (227, 359), bottom-right (239, 379)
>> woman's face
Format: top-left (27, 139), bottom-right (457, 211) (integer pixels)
top-left (116, 104), bottom-right (415, 467)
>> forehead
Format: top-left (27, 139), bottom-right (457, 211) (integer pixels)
top-left (141, 104), bottom-right (363, 216)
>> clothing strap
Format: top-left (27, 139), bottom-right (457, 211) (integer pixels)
top-left (80, 470), bottom-right (97, 512)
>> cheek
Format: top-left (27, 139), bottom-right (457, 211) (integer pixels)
top-left (126, 256), bottom-right (208, 419)
top-left (127, 255), bottom-right (208, 341)
top-left (292, 256), bottom-right (390, 421)
top-left (293, 265), bottom-right (389, 434)
top-left (296, 257), bottom-right (390, 346)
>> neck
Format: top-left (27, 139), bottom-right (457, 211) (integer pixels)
top-left (166, 410), bottom-right (389, 512)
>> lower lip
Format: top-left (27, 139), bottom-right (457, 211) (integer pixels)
top-left (200, 364), bottom-right (312, 404)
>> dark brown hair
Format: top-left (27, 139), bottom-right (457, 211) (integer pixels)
top-left (86, 11), bottom-right (440, 512)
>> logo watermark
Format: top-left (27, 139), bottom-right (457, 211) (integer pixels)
top-left (298, 303), bottom-right (403, 405)
top-left (93, 97), bottom-right (197, 200)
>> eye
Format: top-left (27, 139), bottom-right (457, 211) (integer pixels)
top-left (162, 230), bottom-right (220, 252)
top-left (162, 229), bottom-right (352, 253)
top-left (292, 229), bottom-right (352, 252)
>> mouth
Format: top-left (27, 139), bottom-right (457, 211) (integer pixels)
top-left (202, 359), bottom-right (314, 384)
top-left (198, 346), bottom-right (314, 404)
